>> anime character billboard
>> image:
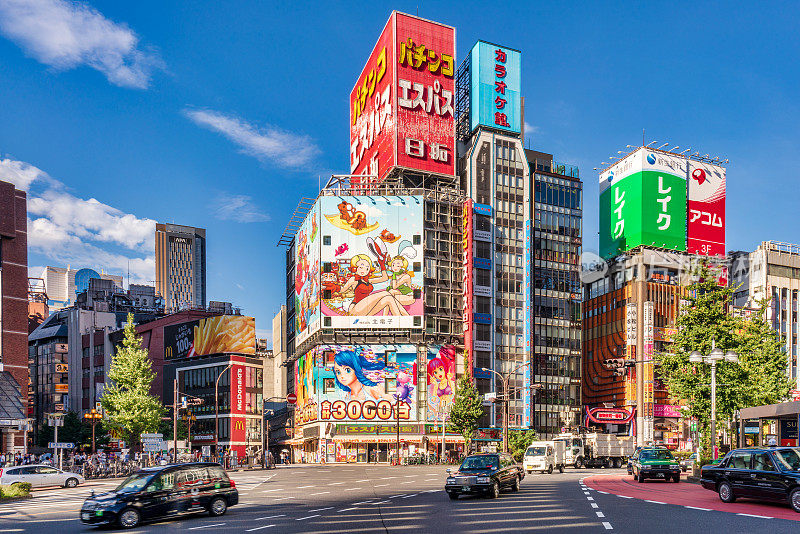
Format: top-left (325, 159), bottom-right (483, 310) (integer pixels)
top-left (319, 195), bottom-right (423, 329)
top-left (426, 345), bottom-right (456, 421)
top-left (312, 344), bottom-right (419, 422)
top-left (295, 207), bottom-right (320, 344)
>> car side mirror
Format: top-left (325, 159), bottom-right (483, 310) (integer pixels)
top-left (446, 468), bottom-right (452, 474)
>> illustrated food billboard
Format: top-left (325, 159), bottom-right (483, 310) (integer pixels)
top-left (295, 344), bottom-right (420, 423)
top-left (295, 206), bottom-right (321, 345)
top-left (318, 195), bottom-right (423, 330)
top-left (350, 11), bottom-right (455, 185)
top-left (468, 41), bottom-right (522, 134)
top-left (686, 161), bottom-right (726, 257)
top-left (164, 316), bottom-right (255, 359)
top-left (599, 148), bottom-right (687, 259)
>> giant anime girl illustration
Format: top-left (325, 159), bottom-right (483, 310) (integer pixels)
top-left (332, 349), bottom-right (394, 402)
top-left (427, 345), bottom-right (456, 419)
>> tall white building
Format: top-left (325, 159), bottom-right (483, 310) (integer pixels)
top-left (730, 241), bottom-right (800, 385)
top-left (41, 266), bottom-right (123, 311)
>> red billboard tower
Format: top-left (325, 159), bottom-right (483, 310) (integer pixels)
top-left (349, 12), bottom-right (456, 187)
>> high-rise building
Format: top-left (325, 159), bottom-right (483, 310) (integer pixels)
top-left (40, 266), bottom-right (123, 311)
top-left (729, 240), bottom-right (800, 385)
top-left (155, 223), bottom-right (207, 312)
top-left (0, 180), bottom-right (29, 452)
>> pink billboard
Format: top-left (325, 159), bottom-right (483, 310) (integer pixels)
top-left (686, 161), bottom-right (726, 257)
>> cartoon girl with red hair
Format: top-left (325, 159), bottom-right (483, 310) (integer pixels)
top-left (427, 346), bottom-right (455, 408)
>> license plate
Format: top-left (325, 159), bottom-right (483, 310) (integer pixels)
top-left (656, 473), bottom-right (664, 478)
top-left (81, 513), bottom-right (90, 520)
top-left (462, 485), bottom-right (470, 491)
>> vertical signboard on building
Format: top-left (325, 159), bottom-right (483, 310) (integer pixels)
top-left (463, 199), bottom-right (474, 376)
top-left (350, 12), bottom-right (455, 186)
top-left (523, 219), bottom-right (531, 425)
top-left (642, 301), bottom-right (655, 444)
top-left (229, 364), bottom-right (247, 445)
top-left (469, 41), bottom-right (521, 134)
top-left (686, 161), bottom-right (726, 257)
top-left (599, 148), bottom-right (687, 259)
top-left (624, 303), bottom-right (637, 406)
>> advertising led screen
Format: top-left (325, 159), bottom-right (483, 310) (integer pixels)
top-left (469, 41), bottom-right (521, 134)
top-left (686, 161), bottom-right (726, 257)
top-left (295, 207), bottom-right (321, 344)
top-left (295, 344), bottom-right (420, 423)
top-left (350, 12), bottom-right (455, 185)
top-left (164, 316), bottom-right (256, 359)
top-left (318, 195), bottom-right (423, 330)
top-left (599, 148), bottom-right (687, 259)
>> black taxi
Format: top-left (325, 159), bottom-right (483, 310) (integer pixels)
top-left (700, 446), bottom-right (800, 513)
top-left (445, 452), bottom-right (524, 499)
top-left (80, 462), bottom-right (238, 528)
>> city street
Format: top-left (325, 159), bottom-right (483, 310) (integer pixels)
top-left (1, 465), bottom-right (799, 533)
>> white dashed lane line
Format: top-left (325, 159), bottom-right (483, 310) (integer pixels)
top-left (684, 506), bottom-right (711, 511)
top-left (603, 521), bottom-right (613, 530)
top-left (245, 525), bottom-right (276, 532)
top-left (253, 515), bottom-right (285, 520)
top-left (737, 513), bottom-right (772, 519)
top-left (296, 514), bottom-right (320, 521)
top-left (308, 507), bottom-right (334, 513)
top-left (582, 481), bottom-right (613, 530)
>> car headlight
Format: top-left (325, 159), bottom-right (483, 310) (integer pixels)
top-left (670, 464), bottom-right (679, 469)
top-left (446, 477), bottom-right (455, 483)
top-left (477, 477), bottom-right (490, 484)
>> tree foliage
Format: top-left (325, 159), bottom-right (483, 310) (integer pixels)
top-left (101, 313), bottom-right (165, 451)
top-left (656, 264), bottom-right (792, 452)
top-left (508, 429), bottom-right (537, 462)
top-left (449, 377), bottom-right (485, 452)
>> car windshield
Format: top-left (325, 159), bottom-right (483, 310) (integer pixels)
top-left (526, 447), bottom-right (546, 456)
top-left (460, 456), bottom-right (499, 471)
top-left (640, 450), bottom-right (673, 461)
top-left (773, 449), bottom-right (800, 471)
top-left (115, 472), bottom-right (154, 493)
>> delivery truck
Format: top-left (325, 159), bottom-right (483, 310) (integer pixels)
top-left (554, 432), bottom-right (634, 469)
top-left (522, 440), bottom-right (566, 474)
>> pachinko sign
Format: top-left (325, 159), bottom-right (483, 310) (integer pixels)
top-left (350, 11), bottom-right (455, 185)
top-left (298, 344), bottom-right (419, 422)
top-left (318, 195), bottom-right (423, 330)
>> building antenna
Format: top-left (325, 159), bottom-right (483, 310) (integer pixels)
top-left (127, 259), bottom-right (130, 290)
top-left (642, 128), bottom-right (645, 147)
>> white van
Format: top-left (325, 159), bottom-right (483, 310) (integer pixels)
top-left (523, 440), bottom-right (565, 474)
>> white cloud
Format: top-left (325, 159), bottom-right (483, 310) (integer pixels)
top-left (524, 122), bottom-right (540, 137)
top-left (0, 0), bottom-right (163, 89)
top-left (184, 108), bottom-right (319, 169)
top-left (0, 156), bottom-right (155, 284)
top-left (212, 192), bottom-right (270, 223)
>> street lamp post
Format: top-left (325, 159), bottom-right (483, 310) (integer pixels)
top-left (689, 340), bottom-right (739, 459)
top-left (83, 409), bottom-right (103, 454)
top-left (215, 362), bottom-right (234, 459)
top-left (262, 396), bottom-right (289, 469)
top-left (477, 362), bottom-right (534, 453)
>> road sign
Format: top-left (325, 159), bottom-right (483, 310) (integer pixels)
top-left (483, 392), bottom-right (497, 402)
top-left (141, 433), bottom-right (163, 439)
top-left (49, 442), bottom-right (74, 449)
top-left (143, 440), bottom-right (167, 452)
top-left (202, 445), bottom-right (211, 457)
top-left (287, 393), bottom-right (297, 404)
top-left (187, 397), bottom-right (203, 406)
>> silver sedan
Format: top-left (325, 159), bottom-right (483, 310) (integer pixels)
top-left (0, 464), bottom-right (85, 488)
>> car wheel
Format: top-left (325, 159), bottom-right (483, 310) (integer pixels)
top-left (64, 477), bottom-right (78, 488)
top-left (526, 469), bottom-right (532, 474)
top-left (559, 465), bottom-right (564, 474)
top-left (673, 475), bottom-right (680, 483)
top-left (489, 481), bottom-right (500, 499)
top-left (447, 492), bottom-right (459, 500)
top-left (790, 488), bottom-right (800, 513)
top-left (208, 497), bottom-right (227, 517)
top-left (547, 465), bottom-right (553, 474)
top-left (636, 470), bottom-right (644, 483)
top-left (575, 458), bottom-right (584, 469)
top-left (118, 508), bottom-right (140, 529)
top-left (511, 476), bottom-right (520, 492)
top-left (718, 481), bottom-right (736, 503)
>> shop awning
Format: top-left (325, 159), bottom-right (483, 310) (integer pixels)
top-left (283, 438), bottom-right (304, 446)
top-left (332, 435), bottom-right (424, 443)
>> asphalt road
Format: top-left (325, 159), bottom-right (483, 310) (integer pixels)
top-left (0, 465), bottom-right (797, 533)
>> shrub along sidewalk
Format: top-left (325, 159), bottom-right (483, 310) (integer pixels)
top-left (0, 482), bottom-right (32, 501)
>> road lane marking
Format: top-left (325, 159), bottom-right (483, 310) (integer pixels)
top-left (261, 489), bottom-right (283, 493)
top-left (296, 515), bottom-right (320, 521)
top-left (253, 515), bottom-right (285, 520)
top-left (371, 500), bottom-right (391, 504)
top-left (590, 503), bottom-right (599, 508)
top-left (403, 475), bottom-right (418, 477)
top-left (390, 494), bottom-right (406, 498)
top-left (737, 513), bottom-right (772, 519)
top-left (344, 487), bottom-right (361, 491)
top-left (355, 479), bottom-right (370, 482)
top-left (596, 512), bottom-right (605, 518)
top-left (401, 493), bottom-right (419, 499)
top-left (188, 523), bottom-right (226, 530)
top-left (586, 497), bottom-right (594, 501)
top-left (352, 500), bottom-right (376, 505)
top-left (328, 482), bottom-right (345, 485)
top-left (308, 491), bottom-right (330, 496)
top-left (684, 506), bottom-right (711, 511)
top-left (374, 484), bottom-right (389, 487)
top-left (617, 495), bottom-right (633, 499)
top-left (644, 500), bottom-right (665, 504)
top-left (245, 525), bottom-right (276, 532)
top-left (424, 478), bottom-right (438, 481)
top-left (380, 476), bottom-right (397, 480)
top-left (296, 485), bottom-right (315, 489)
top-left (308, 507), bottom-right (334, 512)
top-left (602, 522), bottom-right (613, 530)
top-left (338, 507), bottom-right (358, 512)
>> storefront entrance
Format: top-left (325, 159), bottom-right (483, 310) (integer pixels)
top-left (367, 443), bottom-right (389, 463)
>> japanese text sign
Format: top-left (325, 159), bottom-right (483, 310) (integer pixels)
top-left (469, 41), bottom-right (521, 134)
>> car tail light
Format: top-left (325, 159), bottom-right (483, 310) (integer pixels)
top-left (0, 469), bottom-right (3, 477)
top-left (229, 479), bottom-right (236, 488)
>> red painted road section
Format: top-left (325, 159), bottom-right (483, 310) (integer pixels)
top-left (583, 474), bottom-right (800, 522)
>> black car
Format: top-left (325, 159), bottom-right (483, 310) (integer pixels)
top-left (80, 462), bottom-right (238, 528)
top-left (444, 453), bottom-right (524, 500)
top-left (700, 446), bottom-right (800, 513)
top-left (627, 447), bottom-right (642, 475)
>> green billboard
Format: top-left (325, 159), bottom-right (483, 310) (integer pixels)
top-left (599, 149), bottom-right (687, 259)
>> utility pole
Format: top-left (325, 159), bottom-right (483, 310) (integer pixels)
top-left (173, 377), bottom-right (178, 463)
top-left (396, 395), bottom-right (401, 465)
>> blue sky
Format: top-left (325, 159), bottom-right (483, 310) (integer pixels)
top-left (0, 1), bottom-right (798, 339)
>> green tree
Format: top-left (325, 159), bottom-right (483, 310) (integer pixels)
top-left (508, 429), bottom-right (537, 462)
top-left (449, 377), bottom-right (485, 453)
top-left (101, 313), bottom-right (165, 452)
top-left (656, 264), bottom-right (792, 455)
